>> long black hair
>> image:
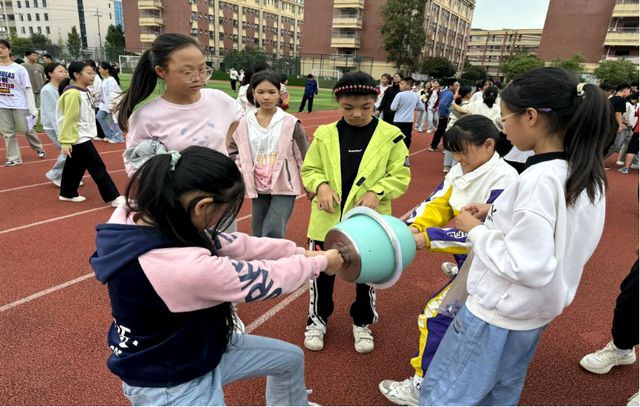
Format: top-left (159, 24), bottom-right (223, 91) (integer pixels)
top-left (500, 67), bottom-right (615, 206)
top-left (444, 115), bottom-right (500, 154)
top-left (58, 61), bottom-right (91, 95)
top-left (454, 85), bottom-right (473, 105)
top-left (99, 61), bottom-right (120, 85)
top-left (117, 33), bottom-right (200, 132)
top-left (126, 146), bottom-right (245, 250)
top-left (332, 71), bottom-right (379, 101)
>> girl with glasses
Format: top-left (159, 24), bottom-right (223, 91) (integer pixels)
top-left (118, 33), bottom-right (243, 178)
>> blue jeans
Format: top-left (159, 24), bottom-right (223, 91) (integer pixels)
top-left (44, 129), bottom-right (66, 182)
top-left (419, 305), bottom-right (545, 406)
top-left (122, 334), bottom-right (309, 406)
top-left (443, 150), bottom-right (458, 169)
top-left (96, 110), bottom-right (123, 142)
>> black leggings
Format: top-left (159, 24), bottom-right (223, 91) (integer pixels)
top-left (60, 141), bottom-right (120, 202)
top-left (611, 259), bottom-right (639, 350)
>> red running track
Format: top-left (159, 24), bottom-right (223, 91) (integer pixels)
top-left (0, 110), bottom-right (637, 405)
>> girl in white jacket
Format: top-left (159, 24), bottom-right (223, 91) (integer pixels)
top-left (419, 67), bottom-right (615, 405)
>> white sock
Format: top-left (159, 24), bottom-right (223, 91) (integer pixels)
top-left (413, 374), bottom-right (423, 391)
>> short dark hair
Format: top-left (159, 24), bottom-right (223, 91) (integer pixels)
top-left (0, 39), bottom-right (11, 50)
top-left (401, 77), bottom-right (414, 87)
top-left (444, 115), bottom-right (500, 154)
top-left (307, 73), bottom-right (313, 78)
top-left (43, 54), bottom-right (53, 60)
top-left (447, 78), bottom-right (459, 87)
top-left (24, 50), bottom-right (37, 57)
top-left (332, 70), bottom-right (379, 101)
top-left (616, 83), bottom-right (631, 92)
top-left (630, 92), bottom-right (639, 101)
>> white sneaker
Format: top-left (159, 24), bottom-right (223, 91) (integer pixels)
top-left (110, 195), bottom-right (127, 208)
top-left (628, 392), bottom-right (639, 406)
top-left (616, 160), bottom-right (625, 166)
top-left (378, 378), bottom-right (419, 406)
top-left (304, 323), bottom-right (325, 351)
top-left (231, 304), bottom-right (245, 333)
top-left (59, 195), bottom-right (86, 202)
top-left (353, 325), bottom-right (374, 353)
top-left (580, 342), bottom-right (636, 374)
top-left (46, 173), bottom-right (61, 187)
top-left (441, 262), bottom-right (459, 277)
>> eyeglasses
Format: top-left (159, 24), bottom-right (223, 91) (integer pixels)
top-left (495, 111), bottom-right (522, 132)
top-left (176, 67), bottom-right (214, 83)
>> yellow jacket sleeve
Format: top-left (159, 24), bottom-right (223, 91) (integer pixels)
top-left (301, 137), bottom-right (330, 196)
top-left (57, 90), bottom-right (81, 149)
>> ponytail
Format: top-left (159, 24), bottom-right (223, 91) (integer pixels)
top-left (117, 49), bottom-right (156, 132)
top-left (57, 78), bottom-right (71, 95)
top-left (501, 67), bottom-right (615, 206)
top-left (482, 86), bottom-right (499, 108)
top-left (563, 83), bottom-right (615, 206)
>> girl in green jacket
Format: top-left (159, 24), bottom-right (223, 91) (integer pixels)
top-left (301, 71), bottom-right (411, 354)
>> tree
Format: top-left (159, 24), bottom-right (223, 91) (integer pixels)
top-left (420, 56), bottom-right (456, 79)
top-left (222, 47), bottom-right (268, 73)
top-left (500, 53), bottom-right (544, 82)
top-left (550, 54), bottom-right (586, 76)
top-left (461, 65), bottom-right (488, 83)
top-left (380, 0), bottom-right (426, 71)
top-left (67, 26), bottom-right (82, 59)
top-left (594, 59), bottom-right (639, 85)
top-left (105, 24), bottom-right (126, 62)
top-left (9, 32), bottom-right (32, 56)
top-left (29, 33), bottom-right (51, 50)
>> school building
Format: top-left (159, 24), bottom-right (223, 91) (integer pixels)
top-left (299, 0), bottom-right (475, 79)
top-left (538, 0), bottom-right (639, 72)
top-left (123, 0), bottom-right (304, 63)
top-left (466, 29), bottom-right (542, 82)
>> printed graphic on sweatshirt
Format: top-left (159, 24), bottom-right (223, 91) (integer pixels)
top-left (231, 260), bottom-right (283, 302)
top-left (0, 70), bottom-right (16, 96)
top-left (110, 320), bottom-right (139, 357)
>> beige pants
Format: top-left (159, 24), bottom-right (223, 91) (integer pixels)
top-left (0, 108), bottom-right (44, 162)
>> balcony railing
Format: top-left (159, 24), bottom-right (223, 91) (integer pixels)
top-left (602, 55), bottom-right (640, 63)
top-left (330, 35), bottom-right (361, 48)
top-left (332, 16), bottom-right (362, 29)
top-left (613, 0), bottom-right (639, 16)
top-left (333, 0), bottom-right (365, 8)
top-left (138, 0), bottom-right (163, 9)
top-left (604, 30), bottom-right (639, 46)
top-left (139, 16), bottom-right (164, 26)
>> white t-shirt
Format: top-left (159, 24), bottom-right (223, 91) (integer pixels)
top-left (247, 108), bottom-right (285, 193)
top-left (0, 63), bottom-right (31, 109)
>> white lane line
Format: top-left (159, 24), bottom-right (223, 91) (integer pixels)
top-left (0, 169), bottom-right (126, 193)
top-left (0, 206), bottom-right (110, 235)
top-left (0, 148), bottom-right (124, 166)
top-left (0, 147), bottom-right (428, 320)
top-left (246, 285), bottom-right (309, 333)
top-left (0, 273), bottom-right (94, 313)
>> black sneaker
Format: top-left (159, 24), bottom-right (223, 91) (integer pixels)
top-left (37, 150), bottom-right (46, 159)
top-left (4, 160), bottom-right (20, 167)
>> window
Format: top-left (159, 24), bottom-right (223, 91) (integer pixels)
top-left (34, 0), bottom-right (38, 6)
top-left (21, 26), bottom-right (25, 34)
top-left (25, 0), bottom-right (30, 7)
top-left (17, 1), bottom-right (21, 8)
top-left (45, 26), bottom-right (50, 34)
top-left (42, 0), bottom-right (46, 6)
top-left (27, 14), bottom-right (31, 21)
top-left (29, 26), bottom-right (33, 34)
top-left (36, 13), bottom-right (39, 21)
top-left (37, 26), bottom-right (41, 34)
top-left (19, 14), bottom-right (23, 21)
top-left (44, 12), bottom-right (48, 21)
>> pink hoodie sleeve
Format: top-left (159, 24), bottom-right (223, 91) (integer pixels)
top-left (213, 232), bottom-right (307, 260)
top-left (139, 246), bottom-right (326, 312)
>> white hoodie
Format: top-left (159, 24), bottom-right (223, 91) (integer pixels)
top-left (465, 153), bottom-right (606, 330)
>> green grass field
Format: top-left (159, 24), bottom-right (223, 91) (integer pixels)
top-left (118, 74), bottom-right (338, 112)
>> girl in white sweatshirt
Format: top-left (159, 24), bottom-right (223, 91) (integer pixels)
top-left (419, 67), bottom-right (615, 406)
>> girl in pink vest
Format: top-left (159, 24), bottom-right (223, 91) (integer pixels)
top-left (232, 70), bottom-right (309, 238)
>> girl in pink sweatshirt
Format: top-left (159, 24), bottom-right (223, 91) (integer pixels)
top-left (91, 146), bottom-right (343, 406)
top-left (232, 70), bottom-right (309, 238)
